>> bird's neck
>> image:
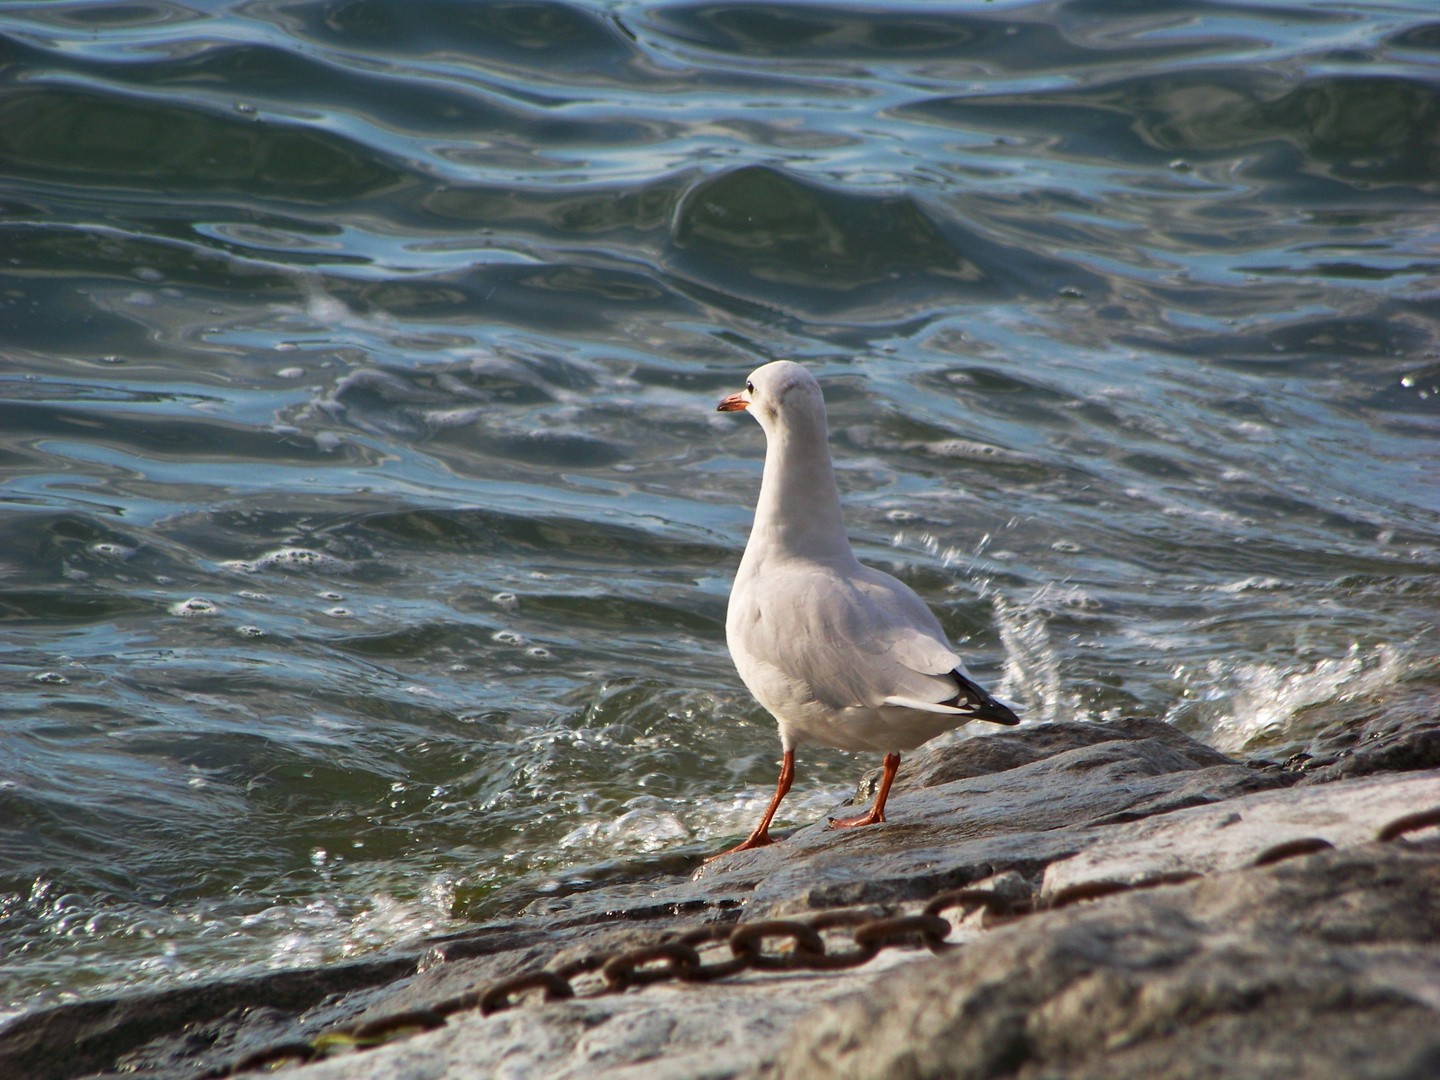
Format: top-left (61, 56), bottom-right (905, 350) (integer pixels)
top-left (746, 417), bottom-right (855, 566)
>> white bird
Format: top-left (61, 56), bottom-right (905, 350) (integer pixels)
top-left (712, 360), bottom-right (1018, 859)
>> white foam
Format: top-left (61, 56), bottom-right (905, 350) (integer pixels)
top-left (222, 548), bottom-right (353, 574)
top-left (560, 807), bottom-right (689, 852)
top-left (1174, 643), bottom-right (1410, 753)
top-left (556, 786), bottom-right (852, 857)
top-left (991, 585), bottom-right (1075, 723)
top-left (1218, 576), bottom-right (1284, 593)
top-left (5, 875), bottom-right (464, 1020)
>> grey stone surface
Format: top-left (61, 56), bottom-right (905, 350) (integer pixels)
top-left (1291, 708), bottom-right (1440, 784)
top-left (771, 842), bottom-right (1440, 1080)
top-left (532, 719), bottom-right (1283, 923)
top-left (852, 717), bottom-right (1237, 797)
top-left (1039, 769), bottom-right (1440, 903)
top-left (4, 715), bottom-right (1437, 1080)
top-left (0, 956), bottom-right (418, 1080)
top-left (290, 952), bottom-right (934, 1080)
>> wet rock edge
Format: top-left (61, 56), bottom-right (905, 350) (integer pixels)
top-left (0, 711), bottom-right (1435, 1080)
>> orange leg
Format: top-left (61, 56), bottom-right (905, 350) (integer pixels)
top-left (830, 752), bottom-right (900, 829)
top-left (706, 749), bottom-right (794, 861)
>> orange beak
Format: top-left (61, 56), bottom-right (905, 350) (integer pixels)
top-left (717, 392), bottom-right (749, 413)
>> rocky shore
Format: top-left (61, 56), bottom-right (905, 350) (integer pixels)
top-left (4, 712), bottom-right (1438, 1080)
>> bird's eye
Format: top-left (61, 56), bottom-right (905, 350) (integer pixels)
top-left (746, 380), bottom-right (755, 394)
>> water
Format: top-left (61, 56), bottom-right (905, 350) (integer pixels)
top-left (1, 0), bottom-right (1438, 1020)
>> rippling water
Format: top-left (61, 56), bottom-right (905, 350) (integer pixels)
top-left (2, 0), bottom-right (1438, 1019)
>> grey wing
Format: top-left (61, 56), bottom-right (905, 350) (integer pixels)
top-left (751, 562), bottom-right (962, 709)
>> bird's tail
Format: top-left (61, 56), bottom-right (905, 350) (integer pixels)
top-left (947, 669), bottom-right (1021, 726)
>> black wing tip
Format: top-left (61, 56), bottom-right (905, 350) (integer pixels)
top-left (978, 699), bottom-right (1021, 726)
top-left (949, 669), bottom-right (1021, 726)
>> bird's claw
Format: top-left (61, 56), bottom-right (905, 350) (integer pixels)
top-left (828, 811), bottom-right (884, 829)
top-left (704, 832), bottom-right (774, 862)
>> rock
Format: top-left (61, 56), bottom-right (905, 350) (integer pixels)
top-left (770, 842), bottom-right (1440, 1080)
top-left (278, 952), bottom-right (931, 1080)
top-left (0, 956), bottom-right (418, 1080)
top-left (536, 720), bottom-right (1283, 923)
top-left (1291, 709), bottom-right (1440, 784)
top-left (1039, 769), bottom-right (1440, 905)
top-left (3, 717), bottom-right (1436, 1080)
top-left (852, 717), bottom-right (1236, 798)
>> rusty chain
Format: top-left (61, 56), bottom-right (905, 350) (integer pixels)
top-left (207, 804), bottom-right (1440, 1077)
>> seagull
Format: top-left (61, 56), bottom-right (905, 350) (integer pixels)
top-left (711, 360), bottom-right (1019, 859)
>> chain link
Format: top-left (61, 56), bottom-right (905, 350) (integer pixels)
top-left (924, 886), bottom-right (1020, 920)
top-left (1377, 805), bottom-right (1440, 843)
top-left (204, 804), bottom-right (1438, 1077)
top-left (1251, 837), bottom-right (1335, 866)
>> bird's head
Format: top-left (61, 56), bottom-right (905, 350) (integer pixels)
top-left (717, 361), bottom-right (825, 438)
